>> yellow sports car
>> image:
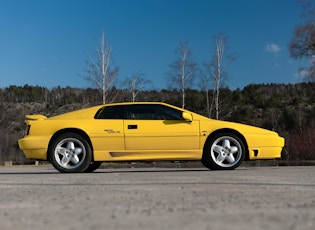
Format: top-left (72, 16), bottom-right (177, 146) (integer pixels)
top-left (18, 102), bottom-right (284, 173)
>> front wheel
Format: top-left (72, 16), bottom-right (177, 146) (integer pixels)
top-left (49, 132), bottom-right (92, 173)
top-left (202, 132), bottom-right (245, 170)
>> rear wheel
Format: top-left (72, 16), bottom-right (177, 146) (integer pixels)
top-left (202, 132), bottom-right (245, 170)
top-left (84, 161), bottom-right (103, 173)
top-left (49, 132), bottom-right (92, 173)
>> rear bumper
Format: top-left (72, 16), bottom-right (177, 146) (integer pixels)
top-left (18, 135), bottom-right (50, 160)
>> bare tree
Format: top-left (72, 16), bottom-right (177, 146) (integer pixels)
top-left (124, 72), bottom-right (150, 102)
top-left (199, 71), bottom-right (212, 118)
top-left (0, 93), bottom-right (8, 127)
top-left (289, 0), bottom-right (315, 82)
top-left (299, 0), bottom-right (315, 18)
top-left (84, 31), bottom-right (119, 104)
top-left (203, 33), bottom-right (235, 119)
top-left (168, 41), bottom-right (197, 108)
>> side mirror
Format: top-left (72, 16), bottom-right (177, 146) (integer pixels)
top-left (182, 112), bottom-right (193, 122)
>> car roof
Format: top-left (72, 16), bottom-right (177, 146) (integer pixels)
top-left (49, 102), bottom-right (186, 120)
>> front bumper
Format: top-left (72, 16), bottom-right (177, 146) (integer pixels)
top-left (247, 135), bottom-right (285, 160)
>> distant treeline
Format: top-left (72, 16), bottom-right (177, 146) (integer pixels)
top-left (1, 82), bottom-right (315, 164)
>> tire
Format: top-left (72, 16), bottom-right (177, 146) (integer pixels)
top-left (49, 132), bottom-right (92, 173)
top-left (202, 132), bottom-right (245, 170)
top-left (84, 161), bottom-right (103, 173)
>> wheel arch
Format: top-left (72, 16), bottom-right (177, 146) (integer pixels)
top-left (203, 128), bottom-right (249, 161)
top-left (47, 128), bottom-right (94, 162)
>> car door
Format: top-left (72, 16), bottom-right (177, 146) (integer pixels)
top-left (91, 105), bottom-right (125, 151)
top-left (123, 104), bottom-right (200, 151)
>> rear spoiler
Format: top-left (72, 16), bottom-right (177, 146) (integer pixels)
top-left (25, 115), bottom-right (47, 121)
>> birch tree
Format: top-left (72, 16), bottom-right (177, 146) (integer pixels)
top-left (199, 71), bottom-right (212, 118)
top-left (124, 72), bottom-right (150, 102)
top-left (203, 33), bottom-right (235, 119)
top-left (168, 41), bottom-right (196, 108)
top-left (84, 31), bottom-right (119, 104)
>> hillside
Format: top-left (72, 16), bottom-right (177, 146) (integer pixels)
top-left (1, 83), bottom-right (315, 164)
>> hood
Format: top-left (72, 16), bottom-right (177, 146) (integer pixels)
top-left (208, 119), bottom-right (279, 136)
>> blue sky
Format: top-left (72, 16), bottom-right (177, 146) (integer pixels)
top-left (0, 0), bottom-right (307, 90)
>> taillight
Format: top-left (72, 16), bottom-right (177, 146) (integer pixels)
top-left (24, 125), bottom-right (30, 136)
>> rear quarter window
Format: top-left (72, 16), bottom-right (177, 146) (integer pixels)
top-left (94, 106), bottom-right (122, 119)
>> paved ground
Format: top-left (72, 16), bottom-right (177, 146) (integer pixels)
top-left (0, 165), bottom-right (314, 230)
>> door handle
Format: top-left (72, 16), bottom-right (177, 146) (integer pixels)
top-left (128, 125), bottom-right (137, 129)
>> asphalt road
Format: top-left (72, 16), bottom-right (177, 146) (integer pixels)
top-left (0, 165), bottom-right (314, 230)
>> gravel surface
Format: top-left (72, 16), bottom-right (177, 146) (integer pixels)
top-left (0, 165), bottom-right (314, 230)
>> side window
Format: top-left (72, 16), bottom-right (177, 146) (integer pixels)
top-left (124, 105), bottom-right (163, 120)
top-left (95, 104), bottom-right (184, 120)
top-left (95, 106), bottom-right (122, 119)
top-left (157, 105), bottom-right (183, 120)
top-left (123, 104), bottom-right (183, 120)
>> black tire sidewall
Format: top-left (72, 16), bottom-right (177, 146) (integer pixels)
top-left (84, 161), bottom-right (103, 173)
top-left (49, 132), bottom-right (92, 173)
